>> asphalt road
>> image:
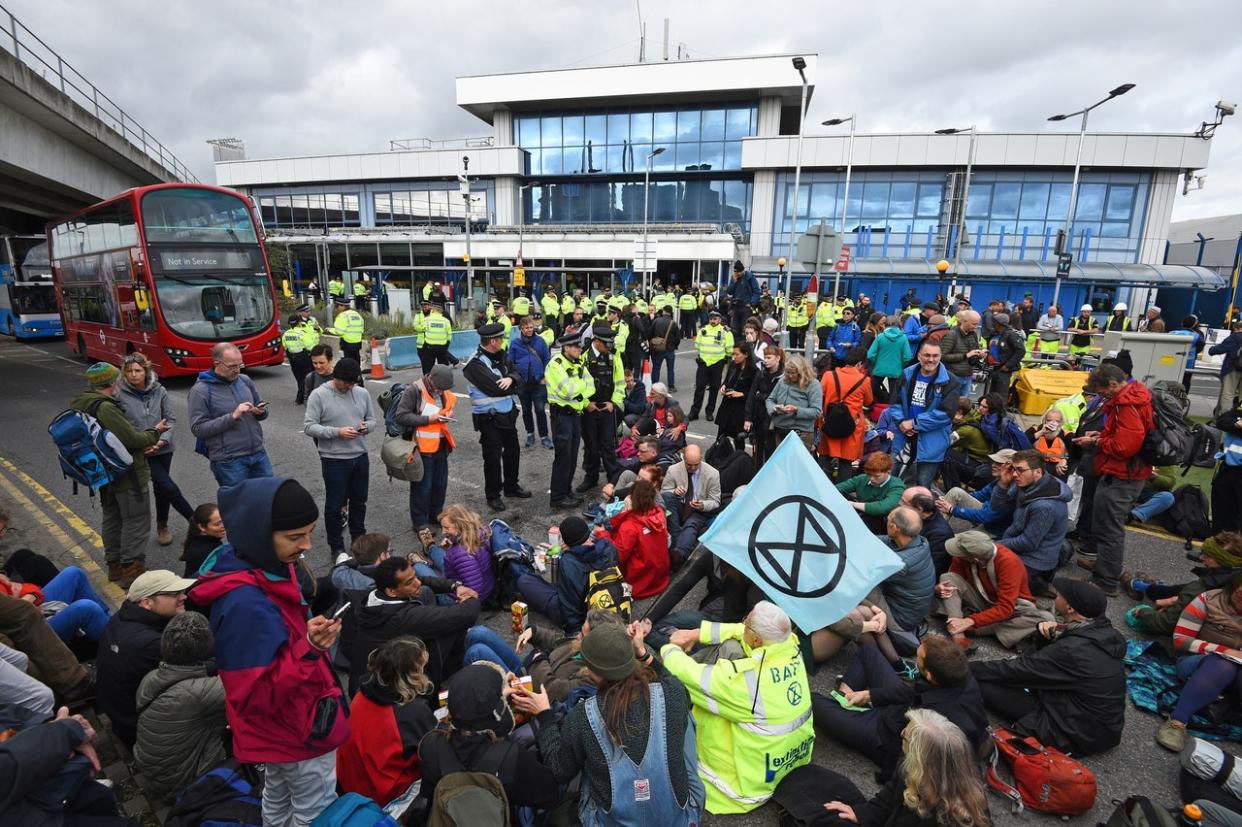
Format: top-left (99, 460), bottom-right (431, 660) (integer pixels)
top-left (0, 334), bottom-right (1233, 826)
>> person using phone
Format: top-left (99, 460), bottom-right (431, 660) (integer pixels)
top-left (303, 358), bottom-right (376, 559)
top-left (189, 343), bottom-right (273, 490)
top-left (394, 364), bottom-right (458, 531)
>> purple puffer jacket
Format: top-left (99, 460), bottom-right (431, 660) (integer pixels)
top-left (442, 539), bottom-right (497, 603)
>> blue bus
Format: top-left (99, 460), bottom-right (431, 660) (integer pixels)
top-left (0, 235), bottom-right (63, 338)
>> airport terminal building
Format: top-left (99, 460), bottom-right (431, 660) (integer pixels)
top-left (213, 53), bottom-right (1225, 318)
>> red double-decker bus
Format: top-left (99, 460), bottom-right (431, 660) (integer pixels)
top-left (48, 183), bottom-right (283, 376)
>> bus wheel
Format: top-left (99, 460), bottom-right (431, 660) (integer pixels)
top-left (77, 335), bottom-right (89, 362)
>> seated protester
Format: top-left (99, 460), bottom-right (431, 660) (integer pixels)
top-left (837, 452), bottom-right (906, 535)
top-left (0, 706), bottom-right (134, 826)
top-left (992, 449), bottom-right (1072, 596)
top-left (936, 449), bottom-right (1018, 538)
top-left (0, 594), bottom-right (94, 711)
top-left (1, 565), bottom-right (110, 644)
top-left (941, 398), bottom-right (992, 492)
top-left (1026, 409), bottom-right (1070, 479)
top-left (809, 599), bottom-right (906, 665)
top-left (416, 663), bottom-right (560, 820)
top-left (180, 502), bottom-right (225, 578)
top-left (614, 433), bottom-right (660, 477)
top-left (337, 636), bottom-right (438, 807)
top-left (0, 640), bottom-right (55, 718)
top-left (636, 383), bottom-right (683, 432)
top-left (96, 570), bottom-right (194, 749)
top-left (438, 505), bottom-right (497, 604)
top-left (782, 709), bottom-right (990, 827)
top-left (878, 507), bottom-right (935, 641)
top-left (1128, 464), bottom-right (1178, 526)
top-left (621, 368), bottom-right (648, 423)
top-left (934, 530), bottom-right (1053, 651)
top-left (340, 556), bottom-right (480, 696)
top-left (656, 406), bottom-right (689, 465)
top-left (605, 478), bottom-right (671, 599)
top-left (902, 487), bottom-right (954, 576)
top-left (134, 611), bottom-right (227, 803)
top-left (595, 464), bottom-right (665, 525)
top-left (1156, 572), bottom-right (1242, 752)
top-left (330, 532), bottom-right (391, 593)
top-left (517, 516), bottom-right (621, 632)
top-left (517, 609), bottom-right (626, 704)
top-left (977, 392), bottom-right (1029, 452)
top-left (661, 444), bottom-right (722, 568)
top-left (1128, 532), bottom-right (1242, 637)
top-left (971, 577), bottom-right (1126, 757)
top-left (810, 635), bottom-right (987, 783)
top-left (516, 621), bottom-right (704, 826)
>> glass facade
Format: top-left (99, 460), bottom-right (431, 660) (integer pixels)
top-left (255, 190), bottom-right (361, 230)
top-left (525, 177), bottom-right (751, 227)
top-left (374, 186), bottom-right (488, 226)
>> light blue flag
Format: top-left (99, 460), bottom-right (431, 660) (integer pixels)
top-left (699, 433), bottom-right (904, 633)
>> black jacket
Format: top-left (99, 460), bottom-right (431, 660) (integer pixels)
top-left (181, 534), bottom-right (222, 578)
top-left (871, 674), bottom-right (988, 783)
top-left (462, 348), bottom-right (522, 413)
top-left (418, 730), bottom-right (560, 818)
top-left (0, 715), bottom-right (102, 826)
top-left (995, 328), bottom-right (1027, 372)
top-left (920, 510), bottom-right (956, 576)
top-left (96, 601), bottom-right (171, 747)
top-left (340, 582), bottom-right (480, 696)
top-left (971, 616), bottom-right (1126, 756)
top-left (746, 366), bottom-right (783, 425)
top-left (650, 314), bottom-right (681, 352)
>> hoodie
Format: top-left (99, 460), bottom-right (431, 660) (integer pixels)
top-left (190, 478), bottom-right (350, 763)
top-left (867, 327), bottom-right (912, 378)
top-left (187, 370), bottom-right (268, 462)
top-left (995, 474), bottom-right (1073, 573)
top-left (556, 538), bottom-right (620, 631)
top-left (116, 376), bottom-right (175, 455)
top-left (606, 507), bottom-right (670, 599)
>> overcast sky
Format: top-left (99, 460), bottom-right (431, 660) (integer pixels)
top-left (13, 0), bottom-right (1242, 224)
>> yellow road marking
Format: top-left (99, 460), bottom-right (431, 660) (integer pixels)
top-left (1126, 523), bottom-right (1203, 548)
top-left (0, 456), bottom-right (105, 548)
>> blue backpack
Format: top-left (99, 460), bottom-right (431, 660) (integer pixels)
top-left (310, 792), bottom-right (399, 826)
top-left (377, 382), bottom-right (409, 437)
top-left (998, 416), bottom-right (1033, 451)
top-left (489, 518), bottom-right (536, 604)
top-left (164, 760), bottom-right (262, 827)
top-left (47, 398), bottom-right (133, 494)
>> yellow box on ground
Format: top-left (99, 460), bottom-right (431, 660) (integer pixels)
top-left (1013, 368), bottom-right (1088, 415)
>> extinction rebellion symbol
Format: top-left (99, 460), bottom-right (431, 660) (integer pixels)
top-left (747, 495), bottom-right (847, 598)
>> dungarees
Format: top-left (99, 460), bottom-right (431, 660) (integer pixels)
top-left (580, 683), bottom-right (700, 827)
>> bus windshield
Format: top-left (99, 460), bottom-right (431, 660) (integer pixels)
top-left (141, 188), bottom-right (259, 245)
top-left (154, 274), bottom-right (273, 340)
top-left (11, 284), bottom-right (58, 314)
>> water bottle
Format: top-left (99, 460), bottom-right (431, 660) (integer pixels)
top-left (1182, 803), bottom-right (1202, 827)
top-left (547, 526), bottom-right (561, 557)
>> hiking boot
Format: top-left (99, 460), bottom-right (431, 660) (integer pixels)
top-left (705, 410), bottom-right (715, 422)
top-left (59, 671), bottom-right (96, 711)
top-left (574, 479), bottom-right (598, 494)
top-left (107, 560), bottom-right (124, 582)
top-left (1156, 719), bottom-right (1187, 752)
top-left (116, 561), bottom-right (146, 590)
top-left (1089, 579), bottom-right (1120, 597)
top-left (156, 522), bottom-right (173, 546)
top-left (487, 497), bottom-right (507, 512)
top-left (1076, 554), bottom-right (1097, 572)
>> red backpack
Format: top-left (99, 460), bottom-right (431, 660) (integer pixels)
top-left (985, 727), bottom-right (1097, 817)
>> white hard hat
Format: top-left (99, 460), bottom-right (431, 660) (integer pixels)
top-left (1113, 302), bottom-right (1127, 312)
top-left (1081, 304), bottom-right (1093, 313)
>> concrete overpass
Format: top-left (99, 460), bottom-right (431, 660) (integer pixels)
top-left (0, 5), bottom-right (195, 233)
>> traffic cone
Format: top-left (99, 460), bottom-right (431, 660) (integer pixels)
top-left (641, 356), bottom-right (652, 391)
top-left (370, 337), bottom-right (388, 380)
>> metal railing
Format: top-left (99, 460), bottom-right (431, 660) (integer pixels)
top-left (0, 3), bottom-right (197, 182)
top-left (388, 136), bottom-right (496, 152)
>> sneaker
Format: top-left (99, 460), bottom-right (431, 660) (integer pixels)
top-left (1156, 719), bottom-right (1187, 752)
top-left (542, 436), bottom-right (555, 450)
top-left (1123, 571), bottom-right (1154, 601)
top-left (156, 522), bottom-right (172, 546)
top-left (525, 434), bottom-right (536, 447)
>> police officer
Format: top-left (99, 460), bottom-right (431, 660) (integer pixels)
top-left (786, 291), bottom-right (809, 350)
top-left (329, 295), bottom-right (366, 369)
top-left (283, 315), bottom-right (312, 405)
top-left (420, 298), bottom-right (455, 373)
top-left (560, 289), bottom-right (577, 329)
top-left (575, 325), bottom-right (625, 495)
top-left (689, 309), bottom-right (733, 422)
top-left (328, 275), bottom-right (346, 300)
top-left (591, 299), bottom-right (610, 328)
top-left (512, 291), bottom-right (533, 318)
top-left (541, 287), bottom-right (562, 336)
top-left (297, 303), bottom-right (323, 346)
top-left (353, 276), bottom-right (368, 310)
top-left (678, 286), bottom-right (700, 338)
top-left (463, 323), bottom-right (530, 511)
top-left (412, 297), bottom-right (434, 371)
top-left (546, 331), bottom-right (594, 508)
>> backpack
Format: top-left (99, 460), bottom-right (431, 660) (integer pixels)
top-left (705, 433), bottom-right (738, 467)
top-left (1186, 424), bottom-right (1224, 470)
top-left (310, 792), bottom-right (400, 826)
top-left (488, 519), bottom-right (536, 604)
top-left (47, 398), bottom-right (134, 495)
top-left (1141, 384), bottom-right (1195, 467)
top-left (377, 382), bottom-right (409, 437)
top-left (985, 727), bottom-right (1096, 816)
top-left (1180, 736), bottom-right (1242, 814)
top-left (427, 740), bottom-right (515, 827)
top-left (1099, 795), bottom-right (1178, 827)
top-left (164, 760), bottom-right (263, 827)
top-left (585, 565), bottom-right (634, 621)
top-left (821, 371), bottom-right (868, 439)
top-left (1161, 485), bottom-right (1212, 549)
top-left (997, 416), bottom-right (1033, 451)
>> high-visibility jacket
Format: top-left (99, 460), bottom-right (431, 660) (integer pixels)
top-left (330, 309), bottom-right (365, 344)
top-left (328, 279), bottom-right (346, 297)
top-left (281, 326), bottom-right (307, 354)
top-left (578, 296), bottom-right (594, 312)
top-left (541, 293), bottom-right (561, 320)
top-left (1052, 391), bottom-right (1087, 434)
top-left (421, 282), bottom-right (434, 301)
top-left (814, 302), bottom-right (835, 329)
top-left (775, 294), bottom-right (787, 310)
top-left (661, 622), bottom-right (814, 814)
top-left (413, 379), bottom-right (457, 454)
top-left (486, 304), bottom-right (502, 322)
top-left (608, 294), bottom-right (629, 312)
top-left (538, 328), bottom-right (555, 347)
top-left (679, 292), bottom-right (699, 311)
top-left (512, 296), bottom-right (532, 316)
top-left (586, 343), bottom-right (626, 407)
top-left (423, 312), bottom-right (451, 346)
top-left (545, 353), bottom-right (594, 412)
top-left (412, 312), bottom-right (429, 339)
top-left (787, 300), bottom-right (809, 328)
top-left (353, 281), bottom-right (368, 298)
top-left (497, 314), bottom-right (513, 349)
top-left (562, 295), bottom-right (578, 316)
top-left (300, 317), bottom-right (322, 348)
top-left (611, 321), bottom-right (629, 356)
top-left (633, 297), bottom-right (649, 314)
top-left (695, 323), bottom-right (734, 366)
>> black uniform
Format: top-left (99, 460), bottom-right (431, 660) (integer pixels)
top-left (462, 345), bottom-right (525, 506)
top-left (577, 341), bottom-right (621, 491)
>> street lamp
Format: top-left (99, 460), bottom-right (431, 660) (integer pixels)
top-left (935, 126), bottom-right (977, 300)
top-left (516, 182), bottom-right (533, 304)
top-left (1047, 83), bottom-right (1136, 307)
top-left (641, 147), bottom-right (666, 297)
top-left (784, 56), bottom-right (810, 340)
top-left (823, 115), bottom-right (856, 304)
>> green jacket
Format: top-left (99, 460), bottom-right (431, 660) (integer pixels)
top-left (70, 390), bottom-right (160, 492)
top-left (954, 411), bottom-right (992, 464)
top-left (835, 473), bottom-right (905, 516)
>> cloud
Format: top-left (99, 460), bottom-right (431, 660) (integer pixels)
top-left (9, 0), bottom-right (1242, 222)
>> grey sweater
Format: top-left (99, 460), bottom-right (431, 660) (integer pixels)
top-left (304, 382), bottom-right (376, 458)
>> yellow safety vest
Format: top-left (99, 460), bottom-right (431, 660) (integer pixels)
top-left (634, 297), bottom-right (649, 314)
top-left (787, 300), bottom-right (809, 328)
top-left (512, 297), bottom-right (532, 316)
top-left (281, 326), bottom-right (307, 354)
top-left (814, 302), bottom-right (835, 329)
top-left (545, 353), bottom-right (595, 412)
top-left (578, 297), bottom-right (594, 312)
top-left (679, 292), bottom-right (699, 311)
top-left (562, 295), bottom-right (578, 316)
top-left (300, 317), bottom-right (322, 347)
top-left (353, 281), bottom-right (367, 298)
top-left (421, 282), bottom-right (433, 301)
top-left (541, 294), bottom-right (561, 319)
top-left (608, 295), bottom-right (628, 312)
top-left (498, 314), bottom-right (513, 349)
top-left (330, 309), bottom-right (365, 344)
top-left (423, 312), bottom-right (451, 346)
top-left (695, 323), bottom-right (733, 366)
top-left (328, 279), bottom-right (345, 296)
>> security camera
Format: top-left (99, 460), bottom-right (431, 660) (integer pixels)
top-left (1217, 101), bottom-right (1237, 117)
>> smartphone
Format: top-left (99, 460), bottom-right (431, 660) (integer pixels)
top-left (255, 401), bottom-right (269, 409)
top-left (331, 601), bottom-right (352, 620)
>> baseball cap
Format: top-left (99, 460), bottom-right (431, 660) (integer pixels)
top-left (987, 448), bottom-right (1017, 464)
top-left (128, 570), bottom-right (196, 602)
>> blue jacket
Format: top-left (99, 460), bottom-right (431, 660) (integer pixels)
top-left (949, 479), bottom-right (1013, 536)
top-left (829, 321), bottom-right (861, 360)
top-left (1171, 328), bottom-right (1203, 370)
top-left (187, 371), bottom-right (269, 462)
top-left (727, 271), bottom-right (760, 307)
top-left (623, 381), bottom-right (648, 418)
top-left (556, 538), bottom-right (619, 631)
top-left (879, 534), bottom-right (935, 633)
top-left (890, 364), bottom-right (961, 463)
top-left (903, 314), bottom-right (926, 345)
top-left (1209, 332), bottom-right (1242, 376)
top-left (511, 333), bottom-right (552, 384)
top-left (996, 473), bottom-right (1072, 573)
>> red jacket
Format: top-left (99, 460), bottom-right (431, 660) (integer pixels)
top-left (1094, 380), bottom-right (1154, 481)
top-left (947, 542), bottom-right (1035, 630)
top-left (606, 507), bottom-right (670, 598)
top-left (336, 682), bottom-right (436, 806)
top-left (816, 366), bottom-right (875, 462)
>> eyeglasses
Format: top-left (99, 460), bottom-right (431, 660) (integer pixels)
top-left (217, 361), bottom-right (245, 369)
top-left (1013, 465), bottom-right (1037, 475)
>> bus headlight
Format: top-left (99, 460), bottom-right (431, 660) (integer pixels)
top-left (263, 336), bottom-right (281, 350)
top-left (164, 347), bottom-right (192, 367)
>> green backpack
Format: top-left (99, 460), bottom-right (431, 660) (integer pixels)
top-left (1100, 796), bottom-right (1178, 827)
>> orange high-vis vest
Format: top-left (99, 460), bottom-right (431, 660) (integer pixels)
top-left (1034, 433), bottom-right (1068, 464)
top-left (415, 380), bottom-right (457, 454)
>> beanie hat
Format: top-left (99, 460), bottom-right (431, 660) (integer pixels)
top-left (161, 611), bottom-right (215, 665)
top-left (428, 364), bottom-right (455, 391)
top-left (1053, 577), bottom-right (1108, 619)
top-left (270, 480), bottom-right (319, 531)
top-left (86, 362), bottom-right (120, 387)
top-left (1201, 535), bottom-right (1242, 568)
top-left (1113, 349), bottom-right (1133, 377)
top-left (579, 623), bottom-right (637, 681)
top-left (559, 516), bottom-right (590, 547)
top-left (446, 664), bottom-right (511, 732)
top-left (332, 358), bottom-right (362, 383)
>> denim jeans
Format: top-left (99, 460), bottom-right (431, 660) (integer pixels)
top-left (409, 451), bottom-right (449, 528)
top-left (321, 453), bottom-right (369, 554)
top-left (147, 451), bottom-right (194, 524)
top-left (210, 449), bottom-right (274, 489)
top-left (650, 351), bottom-right (676, 388)
top-left (518, 382), bottom-right (549, 438)
top-left (1131, 490), bottom-right (1175, 523)
top-left (464, 625), bottom-right (524, 674)
top-left (661, 491), bottom-right (716, 555)
top-left (43, 567), bottom-right (110, 642)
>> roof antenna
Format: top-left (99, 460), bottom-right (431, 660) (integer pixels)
top-left (635, 0), bottom-right (645, 62)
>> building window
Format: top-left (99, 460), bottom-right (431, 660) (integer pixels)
top-left (526, 176), bottom-right (751, 230)
top-left (250, 188), bottom-right (362, 230)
